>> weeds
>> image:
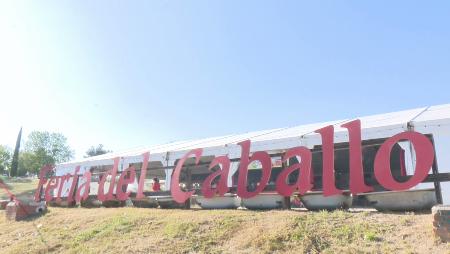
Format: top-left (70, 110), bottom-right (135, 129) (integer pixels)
top-left (1, 207), bottom-right (447, 254)
top-left (71, 214), bottom-right (138, 246)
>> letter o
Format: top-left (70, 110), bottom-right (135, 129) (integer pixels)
top-left (374, 131), bottom-right (434, 191)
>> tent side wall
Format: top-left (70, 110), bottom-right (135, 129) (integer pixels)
top-left (429, 132), bottom-right (450, 205)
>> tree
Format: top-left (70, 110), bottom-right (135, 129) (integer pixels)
top-left (17, 151), bottom-right (40, 176)
top-left (22, 131), bottom-right (74, 174)
top-left (0, 145), bottom-right (12, 175)
top-left (10, 127), bottom-right (22, 177)
top-left (85, 144), bottom-right (111, 157)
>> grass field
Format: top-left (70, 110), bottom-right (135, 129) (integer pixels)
top-left (0, 178), bottom-right (449, 253)
top-left (0, 177), bottom-right (39, 202)
top-left (0, 207), bottom-right (449, 253)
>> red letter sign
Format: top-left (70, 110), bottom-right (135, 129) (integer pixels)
top-left (276, 147), bottom-right (313, 196)
top-left (136, 152), bottom-right (150, 199)
top-left (374, 131), bottom-right (434, 191)
top-left (97, 158), bottom-right (120, 201)
top-left (34, 165), bottom-right (54, 202)
top-left (171, 148), bottom-right (203, 204)
top-left (341, 120), bottom-right (373, 194)
top-left (237, 140), bottom-right (272, 199)
top-left (67, 167), bottom-right (80, 203)
top-left (315, 125), bottom-right (342, 196)
top-left (75, 171), bottom-right (92, 203)
top-left (201, 155), bottom-right (231, 198)
top-left (56, 174), bottom-right (72, 203)
top-left (45, 176), bottom-right (60, 202)
top-left (116, 166), bottom-right (136, 201)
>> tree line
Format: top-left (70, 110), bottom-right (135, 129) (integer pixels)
top-left (0, 129), bottom-right (111, 177)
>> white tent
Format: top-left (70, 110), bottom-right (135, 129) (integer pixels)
top-left (56, 104), bottom-right (450, 204)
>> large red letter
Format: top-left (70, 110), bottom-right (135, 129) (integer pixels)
top-left (171, 148), bottom-right (203, 204)
top-left (45, 176), bottom-right (60, 202)
top-left (56, 173), bottom-right (72, 203)
top-left (201, 155), bottom-right (231, 198)
top-left (374, 131), bottom-right (434, 191)
top-left (97, 158), bottom-right (120, 201)
top-left (67, 167), bottom-right (80, 203)
top-left (136, 152), bottom-right (150, 199)
top-left (276, 147), bottom-right (313, 196)
top-left (75, 171), bottom-right (92, 203)
top-left (237, 140), bottom-right (272, 199)
top-left (34, 165), bottom-right (53, 202)
top-left (315, 125), bottom-right (342, 196)
top-left (116, 166), bottom-right (136, 201)
top-left (341, 120), bottom-right (373, 194)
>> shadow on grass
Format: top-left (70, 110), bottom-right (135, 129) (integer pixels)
top-left (20, 208), bottom-right (48, 222)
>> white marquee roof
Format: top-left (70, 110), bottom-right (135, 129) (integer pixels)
top-left (58, 104), bottom-right (450, 170)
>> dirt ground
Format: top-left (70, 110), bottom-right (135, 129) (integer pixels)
top-left (0, 206), bottom-right (448, 254)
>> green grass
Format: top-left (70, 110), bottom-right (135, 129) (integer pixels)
top-left (72, 215), bottom-right (137, 245)
top-left (162, 215), bottom-right (242, 253)
top-left (0, 177), bottom-right (38, 201)
top-left (164, 221), bottom-right (200, 238)
top-left (252, 210), bottom-right (389, 253)
top-left (0, 207), bottom-right (448, 254)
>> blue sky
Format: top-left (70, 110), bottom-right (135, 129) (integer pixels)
top-left (0, 1), bottom-right (449, 159)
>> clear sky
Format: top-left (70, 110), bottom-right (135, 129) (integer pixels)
top-left (0, 1), bottom-right (449, 159)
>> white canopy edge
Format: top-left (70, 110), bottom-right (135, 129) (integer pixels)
top-left (56, 104), bottom-right (450, 173)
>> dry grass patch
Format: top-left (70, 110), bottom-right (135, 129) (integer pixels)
top-left (0, 207), bottom-right (449, 253)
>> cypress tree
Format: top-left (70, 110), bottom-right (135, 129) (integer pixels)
top-left (10, 127), bottom-right (22, 177)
